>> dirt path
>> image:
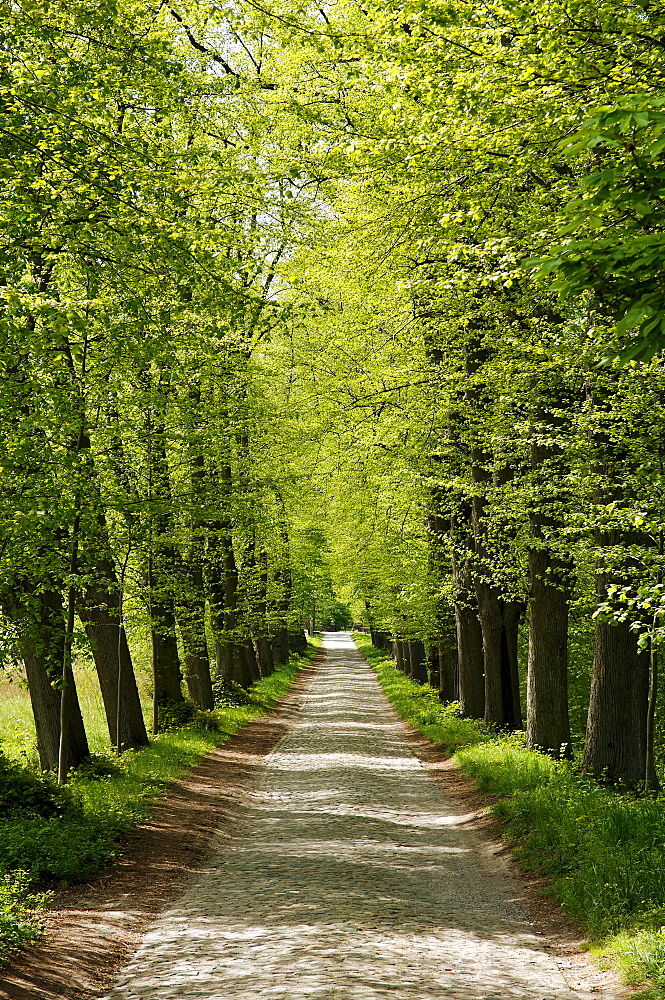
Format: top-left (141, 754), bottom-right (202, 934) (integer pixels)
top-left (92, 634), bottom-right (622, 1000)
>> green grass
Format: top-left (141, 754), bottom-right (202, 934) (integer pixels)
top-left (355, 632), bottom-right (665, 1000)
top-left (0, 638), bottom-right (319, 962)
top-left (355, 633), bottom-right (489, 752)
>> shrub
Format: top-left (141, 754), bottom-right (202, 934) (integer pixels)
top-left (0, 871), bottom-right (49, 959)
top-left (0, 816), bottom-right (117, 882)
top-left (0, 752), bottom-right (79, 819)
top-left (212, 678), bottom-right (255, 707)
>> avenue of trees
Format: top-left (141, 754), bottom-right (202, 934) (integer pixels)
top-left (2, 0), bottom-right (665, 790)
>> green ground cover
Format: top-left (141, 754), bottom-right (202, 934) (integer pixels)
top-left (0, 639), bottom-right (319, 963)
top-left (355, 632), bottom-right (665, 1000)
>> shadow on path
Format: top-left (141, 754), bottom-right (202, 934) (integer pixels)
top-left (101, 634), bottom-right (618, 1000)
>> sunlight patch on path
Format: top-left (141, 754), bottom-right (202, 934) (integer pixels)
top-left (102, 633), bottom-right (618, 1000)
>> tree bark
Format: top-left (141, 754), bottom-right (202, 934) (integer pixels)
top-left (582, 386), bottom-right (657, 788)
top-left (78, 556), bottom-right (149, 749)
top-left (254, 549), bottom-right (274, 676)
top-left (149, 558), bottom-right (185, 709)
top-left (256, 636), bottom-right (274, 676)
top-left (526, 544), bottom-right (572, 756)
top-left (147, 407), bottom-right (185, 725)
top-left (372, 630), bottom-right (392, 650)
top-left (271, 502), bottom-right (294, 667)
top-left (408, 639), bottom-right (428, 684)
top-left (11, 591), bottom-right (89, 772)
top-left (178, 544), bottom-right (214, 710)
top-left (452, 550), bottom-right (485, 718)
top-left (438, 635), bottom-right (459, 702)
top-left (427, 643), bottom-right (440, 690)
top-left (178, 433), bottom-right (214, 710)
top-left (583, 534), bottom-right (653, 787)
top-left (476, 584), bottom-right (523, 729)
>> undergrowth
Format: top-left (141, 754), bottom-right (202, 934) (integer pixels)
top-left (354, 631), bottom-right (665, 1000)
top-left (0, 639), bottom-right (318, 963)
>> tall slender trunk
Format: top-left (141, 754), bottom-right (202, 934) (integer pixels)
top-left (471, 446), bottom-right (524, 731)
top-left (426, 506), bottom-right (459, 701)
top-left (183, 386), bottom-right (215, 707)
top-left (646, 641), bottom-right (659, 792)
top-left (582, 388), bottom-right (657, 788)
top-left (179, 557), bottom-right (215, 710)
top-left (178, 422), bottom-right (214, 710)
top-left (583, 529), bottom-right (653, 787)
top-left (148, 409), bottom-right (184, 721)
top-left (79, 558), bottom-right (149, 749)
top-left (526, 544), bottom-right (572, 757)
top-left (438, 630), bottom-right (459, 702)
top-left (452, 551), bottom-right (485, 718)
top-left (149, 554), bottom-right (184, 706)
top-left (255, 550), bottom-right (274, 676)
top-left (408, 640), bottom-right (428, 684)
top-left (6, 591), bottom-right (89, 772)
top-left (271, 501), bottom-right (294, 665)
top-left (476, 585), bottom-right (523, 729)
top-left (525, 394), bottom-right (574, 757)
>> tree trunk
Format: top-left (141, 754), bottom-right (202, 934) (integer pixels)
top-left (526, 544), bottom-right (572, 757)
top-left (427, 643), bottom-right (440, 690)
top-left (454, 600), bottom-right (485, 717)
top-left (16, 591), bottom-right (89, 772)
top-left (151, 600), bottom-right (185, 704)
top-left (583, 387), bottom-right (657, 788)
top-left (451, 501), bottom-right (485, 719)
top-left (147, 408), bottom-right (185, 725)
top-left (289, 628), bottom-right (307, 653)
top-left (272, 627), bottom-right (290, 666)
top-left (476, 584), bottom-right (523, 730)
top-left (584, 615), bottom-right (650, 787)
top-left (182, 625), bottom-right (215, 710)
top-left (525, 396), bottom-right (574, 758)
top-left (78, 560), bottom-right (149, 750)
top-left (237, 640), bottom-right (260, 686)
top-left (256, 636), bottom-right (274, 676)
top-left (178, 558), bottom-right (215, 711)
top-left (254, 550), bottom-right (274, 676)
top-left (148, 551), bottom-right (185, 718)
top-left (438, 636), bottom-right (459, 702)
top-left (272, 502), bottom-right (294, 667)
top-left (408, 640), bottom-right (428, 684)
top-left (178, 443), bottom-right (214, 711)
top-left (372, 630), bottom-right (391, 650)
top-left (583, 544), bottom-right (653, 787)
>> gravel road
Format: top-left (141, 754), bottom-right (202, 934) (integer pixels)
top-left (101, 633), bottom-right (620, 1000)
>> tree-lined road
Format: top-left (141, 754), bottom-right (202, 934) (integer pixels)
top-left (102, 636), bottom-right (612, 1000)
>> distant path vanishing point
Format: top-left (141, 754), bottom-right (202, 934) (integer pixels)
top-left (102, 633), bottom-right (619, 1000)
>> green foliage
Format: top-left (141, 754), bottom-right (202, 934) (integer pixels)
top-left (212, 678), bottom-right (257, 708)
top-left (157, 700), bottom-right (222, 732)
top-left (534, 95), bottom-right (665, 363)
top-left (0, 816), bottom-right (117, 883)
top-left (0, 752), bottom-right (78, 819)
top-left (0, 872), bottom-right (48, 961)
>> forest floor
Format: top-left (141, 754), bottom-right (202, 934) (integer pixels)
top-left (0, 636), bottom-right (625, 1000)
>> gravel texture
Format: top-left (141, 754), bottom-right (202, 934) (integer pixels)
top-left (101, 634), bottom-right (621, 1000)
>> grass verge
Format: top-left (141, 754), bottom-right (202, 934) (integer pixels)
top-left (355, 631), bottom-right (665, 1000)
top-left (0, 639), bottom-right (320, 963)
